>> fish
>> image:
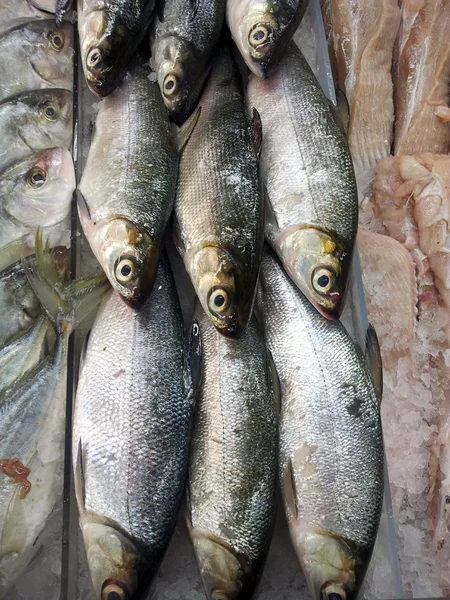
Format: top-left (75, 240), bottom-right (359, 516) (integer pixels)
top-left (0, 233), bottom-right (108, 598)
top-left (55, 0), bottom-right (74, 26)
top-left (0, 89), bottom-right (73, 173)
top-left (0, 20), bottom-right (74, 103)
top-left (150, 0), bottom-right (226, 125)
top-left (78, 60), bottom-right (180, 308)
top-left (0, 1), bottom-right (57, 36)
top-left (395, 0), bottom-right (450, 155)
top-left (78, 0), bottom-right (157, 97)
top-left (174, 48), bottom-right (263, 338)
top-left (247, 43), bottom-right (357, 319)
top-left (187, 307), bottom-right (278, 600)
top-left (72, 253), bottom-right (201, 600)
top-left (256, 247), bottom-right (384, 600)
top-left (226, 0), bottom-right (308, 77)
top-left (0, 148), bottom-right (75, 248)
top-left (327, 0), bottom-right (401, 197)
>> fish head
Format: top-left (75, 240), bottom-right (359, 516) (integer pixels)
top-left (279, 228), bottom-right (349, 319)
top-left (21, 90), bottom-right (73, 150)
top-left (189, 246), bottom-right (253, 339)
top-left (192, 531), bottom-right (256, 599)
top-left (228, 0), bottom-right (302, 77)
top-left (1, 148), bottom-right (74, 229)
top-left (82, 521), bottom-right (141, 600)
top-left (289, 524), bottom-right (360, 600)
top-left (82, 217), bottom-right (159, 309)
top-left (30, 21), bottom-right (74, 85)
top-left (153, 35), bottom-right (205, 125)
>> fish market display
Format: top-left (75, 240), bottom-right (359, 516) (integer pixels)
top-left (78, 0), bottom-right (157, 97)
top-left (0, 89), bottom-right (73, 172)
top-left (324, 0), bottom-right (400, 197)
top-left (150, 0), bottom-right (226, 125)
top-left (79, 59), bottom-right (179, 308)
top-left (257, 247), bottom-right (384, 600)
top-left (0, 20), bottom-right (74, 103)
top-left (174, 48), bottom-right (263, 339)
top-left (248, 42), bottom-right (357, 320)
top-left (227, 0), bottom-right (308, 77)
top-left (395, 0), bottom-right (450, 156)
top-left (188, 308), bottom-right (278, 600)
top-left (0, 148), bottom-right (75, 248)
top-left (0, 0), bottom-right (58, 36)
top-left (72, 254), bottom-right (200, 599)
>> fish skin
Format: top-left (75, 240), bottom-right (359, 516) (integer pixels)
top-left (150, 0), bottom-right (226, 125)
top-left (247, 43), bottom-right (357, 320)
top-left (0, 20), bottom-right (74, 103)
top-left (187, 307), bottom-right (278, 600)
top-left (73, 254), bottom-right (199, 600)
top-left (0, 1), bottom-right (57, 36)
top-left (226, 0), bottom-right (308, 78)
top-left (0, 89), bottom-right (73, 173)
top-left (256, 247), bottom-right (384, 600)
top-left (78, 0), bottom-right (157, 97)
top-left (0, 148), bottom-right (75, 248)
top-left (174, 48), bottom-right (263, 339)
top-left (78, 60), bottom-right (178, 309)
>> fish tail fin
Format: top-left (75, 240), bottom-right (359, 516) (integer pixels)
top-left (22, 229), bottom-right (109, 337)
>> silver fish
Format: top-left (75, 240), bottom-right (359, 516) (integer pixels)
top-left (174, 48), bottom-right (263, 339)
top-left (150, 0), bottom-right (226, 124)
top-left (226, 0), bottom-right (308, 77)
top-left (78, 60), bottom-right (179, 308)
top-left (0, 1), bottom-right (57, 36)
top-left (0, 148), bottom-right (75, 248)
top-left (247, 43), bottom-right (357, 319)
top-left (188, 307), bottom-right (278, 600)
top-left (72, 254), bottom-right (200, 600)
top-left (0, 20), bottom-right (74, 103)
top-left (256, 247), bottom-right (384, 600)
top-left (0, 89), bottom-right (73, 172)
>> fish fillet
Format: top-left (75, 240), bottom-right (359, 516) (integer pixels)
top-left (395, 0), bottom-right (450, 155)
top-left (358, 228), bottom-right (417, 371)
top-left (328, 0), bottom-right (401, 198)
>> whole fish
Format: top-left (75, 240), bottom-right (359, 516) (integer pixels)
top-left (78, 0), bottom-right (157, 96)
top-left (256, 248), bottom-right (384, 600)
top-left (0, 148), bottom-right (75, 248)
top-left (247, 43), bottom-right (357, 319)
top-left (226, 0), bottom-right (308, 77)
top-left (0, 234), bottom-right (108, 598)
top-left (0, 1), bottom-right (57, 36)
top-left (72, 254), bottom-right (200, 600)
top-left (174, 48), bottom-right (263, 338)
top-left (78, 61), bottom-right (179, 308)
top-left (0, 20), bottom-right (74, 103)
top-left (150, 0), bottom-right (226, 125)
top-left (0, 89), bottom-right (73, 172)
top-left (188, 307), bottom-right (278, 600)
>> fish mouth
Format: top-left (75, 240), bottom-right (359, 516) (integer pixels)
top-left (313, 295), bottom-right (342, 320)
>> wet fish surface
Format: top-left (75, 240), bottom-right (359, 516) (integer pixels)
top-left (256, 247), bottom-right (384, 600)
top-left (150, 0), bottom-right (226, 125)
top-left (188, 307), bottom-right (278, 600)
top-left (0, 89), bottom-right (73, 172)
top-left (226, 0), bottom-right (308, 77)
top-left (78, 0), bottom-right (157, 96)
top-left (174, 48), bottom-right (263, 338)
top-left (0, 0), bottom-right (57, 36)
top-left (78, 60), bottom-right (178, 308)
top-left (247, 43), bottom-right (357, 320)
top-left (73, 254), bottom-right (200, 600)
top-left (0, 20), bottom-right (74, 103)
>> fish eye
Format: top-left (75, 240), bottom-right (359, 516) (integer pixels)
top-left (320, 581), bottom-right (347, 600)
top-left (27, 168), bottom-right (47, 188)
top-left (87, 47), bottom-right (103, 69)
top-left (163, 73), bottom-right (179, 97)
top-left (102, 581), bottom-right (129, 600)
top-left (49, 31), bottom-right (64, 50)
top-left (312, 267), bottom-right (336, 295)
top-left (249, 23), bottom-right (272, 48)
top-left (114, 257), bottom-right (136, 284)
top-left (208, 288), bottom-right (231, 315)
top-left (40, 100), bottom-right (58, 121)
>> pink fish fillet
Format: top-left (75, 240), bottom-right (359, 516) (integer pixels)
top-left (327, 0), bottom-right (401, 198)
top-left (394, 0), bottom-right (450, 155)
